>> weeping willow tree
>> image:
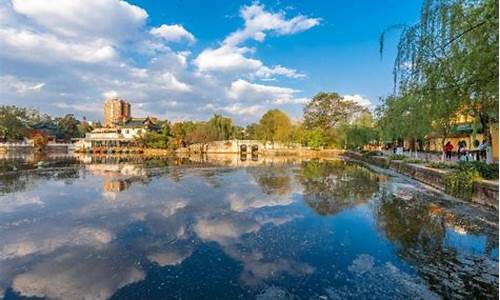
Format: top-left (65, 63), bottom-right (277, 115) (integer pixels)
top-left (379, 0), bottom-right (498, 155)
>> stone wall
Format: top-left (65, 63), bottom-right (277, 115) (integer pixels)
top-left (344, 151), bottom-right (498, 209)
top-left (473, 180), bottom-right (499, 208)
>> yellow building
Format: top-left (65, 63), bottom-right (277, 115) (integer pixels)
top-left (426, 121), bottom-right (498, 161)
top-left (104, 98), bottom-right (131, 127)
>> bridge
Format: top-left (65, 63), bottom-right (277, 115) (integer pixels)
top-left (183, 140), bottom-right (302, 154)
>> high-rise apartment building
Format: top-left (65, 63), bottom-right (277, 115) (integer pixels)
top-left (103, 98), bottom-right (131, 127)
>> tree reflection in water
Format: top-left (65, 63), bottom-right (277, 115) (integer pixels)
top-left (298, 159), bottom-right (383, 216)
top-left (248, 165), bottom-right (292, 195)
top-left (375, 192), bottom-right (499, 299)
top-left (0, 156), bottom-right (498, 299)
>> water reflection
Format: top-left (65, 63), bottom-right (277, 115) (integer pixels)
top-left (0, 155), bottom-right (497, 299)
top-left (376, 192), bottom-right (499, 298)
top-left (299, 160), bottom-right (386, 216)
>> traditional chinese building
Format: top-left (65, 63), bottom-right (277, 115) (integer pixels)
top-left (75, 98), bottom-right (157, 152)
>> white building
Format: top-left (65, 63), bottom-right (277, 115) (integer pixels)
top-left (75, 117), bottom-right (156, 151)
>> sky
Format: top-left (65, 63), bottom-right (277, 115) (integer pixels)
top-left (0, 0), bottom-right (423, 124)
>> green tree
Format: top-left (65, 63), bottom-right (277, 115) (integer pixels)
top-left (303, 127), bottom-right (325, 149)
top-left (376, 94), bottom-right (432, 151)
top-left (206, 114), bottom-right (234, 140)
top-left (136, 120), bottom-right (173, 149)
top-left (344, 112), bottom-right (378, 150)
top-left (304, 92), bottom-right (367, 131)
top-left (380, 0), bottom-right (498, 155)
top-left (244, 123), bottom-right (260, 139)
top-left (0, 106), bottom-right (31, 141)
top-left (256, 109), bottom-right (292, 142)
top-left (56, 114), bottom-right (81, 141)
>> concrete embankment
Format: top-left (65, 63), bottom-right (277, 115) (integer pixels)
top-left (343, 151), bottom-right (499, 209)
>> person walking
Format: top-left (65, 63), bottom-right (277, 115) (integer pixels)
top-left (478, 140), bottom-right (487, 161)
top-left (444, 141), bottom-right (453, 161)
top-left (458, 141), bottom-right (467, 161)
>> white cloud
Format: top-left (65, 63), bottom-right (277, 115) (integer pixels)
top-left (221, 103), bottom-right (264, 116)
top-left (0, 75), bottom-right (45, 94)
top-left (343, 94), bottom-right (372, 107)
top-left (0, 28), bottom-right (117, 63)
top-left (103, 90), bottom-right (119, 99)
top-left (0, 0), bottom-right (318, 123)
top-left (54, 102), bottom-right (103, 113)
top-left (194, 46), bottom-right (305, 80)
top-left (223, 3), bottom-right (320, 46)
top-left (158, 72), bottom-right (191, 92)
top-left (194, 45), bottom-right (262, 73)
top-left (194, 2), bottom-right (317, 79)
top-left (12, 0), bottom-right (147, 40)
top-left (150, 24), bottom-right (195, 43)
top-left (226, 79), bottom-right (298, 102)
top-left (255, 65), bottom-right (306, 79)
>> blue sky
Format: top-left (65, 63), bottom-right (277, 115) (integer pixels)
top-left (0, 0), bottom-right (422, 124)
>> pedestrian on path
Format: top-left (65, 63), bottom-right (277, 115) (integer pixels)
top-left (444, 141), bottom-right (453, 161)
top-left (478, 140), bottom-right (488, 161)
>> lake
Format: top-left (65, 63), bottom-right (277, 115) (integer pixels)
top-left (0, 154), bottom-right (498, 299)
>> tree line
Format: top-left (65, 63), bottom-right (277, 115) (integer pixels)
top-left (136, 92), bottom-right (373, 150)
top-left (0, 105), bottom-right (96, 144)
top-left (376, 0), bottom-right (498, 151)
top-left (0, 92), bottom-right (374, 151)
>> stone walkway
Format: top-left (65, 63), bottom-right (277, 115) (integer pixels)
top-left (380, 150), bottom-right (486, 163)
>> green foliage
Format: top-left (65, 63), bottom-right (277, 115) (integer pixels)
top-left (206, 114), bottom-right (235, 140)
top-left (171, 114), bottom-right (242, 146)
top-left (444, 168), bottom-right (481, 200)
top-left (427, 162), bottom-right (455, 169)
top-left (140, 131), bottom-right (170, 149)
top-left (456, 161), bottom-right (499, 180)
top-left (298, 160), bottom-right (380, 216)
top-left (376, 94), bottom-right (432, 143)
top-left (379, 0), bottom-right (499, 145)
top-left (0, 106), bottom-right (85, 142)
top-left (436, 160), bottom-right (498, 200)
top-left (402, 159), bottom-right (426, 164)
top-left (0, 106), bottom-right (32, 141)
top-left (388, 154), bottom-right (406, 161)
top-left (137, 120), bottom-right (173, 149)
top-left (304, 92), bottom-right (367, 131)
top-left (344, 112), bottom-right (378, 149)
top-left (361, 150), bottom-right (381, 158)
top-left (303, 127), bottom-right (324, 149)
top-left (56, 114), bottom-right (82, 141)
top-left (255, 109), bottom-right (292, 142)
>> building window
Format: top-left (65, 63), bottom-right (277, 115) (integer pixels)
top-left (125, 130), bottom-right (129, 134)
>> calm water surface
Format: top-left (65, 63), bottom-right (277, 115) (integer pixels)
top-left (0, 155), bottom-right (498, 299)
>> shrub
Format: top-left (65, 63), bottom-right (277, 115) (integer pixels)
top-left (404, 158), bottom-right (426, 164)
top-left (456, 161), bottom-right (499, 180)
top-left (362, 150), bottom-right (380, 158)
top-left (388, 154), bottom-right (406, 160)
top-left (427, 162), bottom-right (455, 169)
top-left (444, 168), bottom-right (482, 200)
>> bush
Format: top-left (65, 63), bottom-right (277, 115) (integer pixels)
top-left (361, 150), bottom-right (381, 158)
top-left (427, 162), bottom-right (455, 169)
top-left (444, 168), bottom-right (482, 200)
top-left (388, 154), bottom-right (406, 160)
top-left (456, 161), bottom-right (499, 180)
top-left (404, 158), bottom-right (426, 164)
